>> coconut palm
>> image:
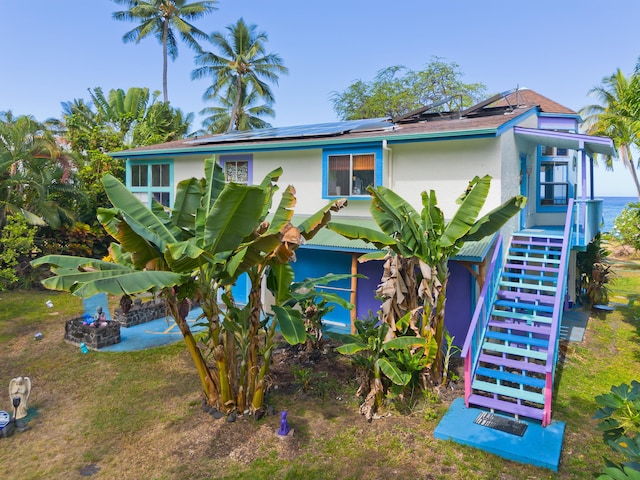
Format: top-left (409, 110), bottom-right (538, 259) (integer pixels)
top-left (112, 0), bottom-right (218, 103)
top-left (192, 18), bottom-right (288, 133)
top-left (581, 69), bottom-right (640, 199)
top-left (200, 81), bottom-right (274, 134)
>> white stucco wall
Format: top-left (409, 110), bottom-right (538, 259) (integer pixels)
top-left (172, 153), bottom-right (210, 186)
top-left (388, 138), bottom-right (504, 219)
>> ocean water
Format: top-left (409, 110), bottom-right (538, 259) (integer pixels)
top-left (600, 196), bottom-right (638, 233)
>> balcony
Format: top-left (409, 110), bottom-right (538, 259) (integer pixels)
top-left (573, 198), bottom-right (603, 249)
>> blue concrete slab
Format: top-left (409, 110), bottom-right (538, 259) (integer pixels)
top-left (560, 306), bottom-right (589, 342)
top-left (99, 306), bottom-right (205, 352)
top-left (434, 397), bottom-right (565, 472)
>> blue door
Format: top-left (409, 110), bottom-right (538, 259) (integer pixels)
top-left (292, 248), bottom-right (352, 333)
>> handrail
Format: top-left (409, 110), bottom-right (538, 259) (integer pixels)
top-left (542, 198), bottom-right (574, 426)
top-left (461, 234), bottom-right (503, 406)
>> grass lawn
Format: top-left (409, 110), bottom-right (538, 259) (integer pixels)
top-left (0, 246), bottom-right (638, 479)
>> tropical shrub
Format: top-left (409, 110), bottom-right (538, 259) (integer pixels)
top-left (612, 203), bottom-right (640, 251)
top-left (577, 234), bottom-right (611, 306)
top-left (330, 312), bottom-right (437, 420)
top-left (594, 381), bottom-right (640, 478)
top-left (0, 214), bottom-right (38, 290)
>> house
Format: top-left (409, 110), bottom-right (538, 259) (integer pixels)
top-left (111, 88), bottom-right (614, 433)
top-left (111, 87), bottom-right (612, 334)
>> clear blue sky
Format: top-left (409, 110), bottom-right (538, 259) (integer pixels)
top-left (1, 0), bottom-right (638, 196)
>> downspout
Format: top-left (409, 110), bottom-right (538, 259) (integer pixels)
top-left (383, 140), bottom-right (393, 189)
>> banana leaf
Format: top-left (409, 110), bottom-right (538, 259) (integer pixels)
top-left (272, 305), bottom-right (306, 345)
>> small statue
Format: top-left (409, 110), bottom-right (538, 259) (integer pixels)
top-left (94, 306), bottom-right (107, 328)
top-left (277, 410), bottom-right (291, 436)
top-left (8, 377), bottom-right (31, 421)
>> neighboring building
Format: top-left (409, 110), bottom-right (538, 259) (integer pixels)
top-left (111, 88), bottom-right (612, 343)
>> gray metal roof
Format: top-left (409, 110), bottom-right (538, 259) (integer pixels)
top-left (294, 215), bottom-right (495, 262)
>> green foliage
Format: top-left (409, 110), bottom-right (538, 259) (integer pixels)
top-left (32, 160), bottom-right (346, 415)
top-left (577, 234), bottom-right (611, 306)
top-left (594, 381), bottom-right (640, 477)
top-left (38, 222), bottom-right (110, 259)
top-left (613, 203), bottom-right (640, 251)
top-left (276, 272), bottom-right (357, 351)
top-left (0, 214), bottom-right (38, 290)
top-left (441, 329), bottom-right (461, 386)
top-left (330, 58), bottom-right (486, 120)
top-left (329, 176), bottom-right (525, 385)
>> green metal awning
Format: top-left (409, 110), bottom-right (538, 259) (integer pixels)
top-left (293, 215), bottom-right (495, 262)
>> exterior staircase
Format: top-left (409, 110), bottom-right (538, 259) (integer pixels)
top-left (462, 202), bottom-right (574, 427)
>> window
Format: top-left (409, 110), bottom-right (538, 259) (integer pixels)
top-left (539, 160), bottom-right (569, 206)
top-left (541, 146), bottom-right (568, 157)
top-left (327, 153), bottom-right (375, 196)
top-left (128, 161), bottom-right (172, 207)
top-left (220, 155), bottom-right (252, 185)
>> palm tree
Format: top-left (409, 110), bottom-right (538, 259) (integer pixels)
top-left (192, 18), bottom-right (288, 133)
top-left (581, 69), bottom-right (640, 199)
top-left (0, 111), bottom-right (77, 228)
top-left (200, 82), bottom-right (274, 134)
top-left (112, 0), bottom-right (218, 103)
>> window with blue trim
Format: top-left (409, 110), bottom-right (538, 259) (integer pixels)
top-left (129, 161), bottom-right (173, 207)
top-left (324, 146), bottom-right (383, 198)
top-left (538, 145), bottom-right (571, 207)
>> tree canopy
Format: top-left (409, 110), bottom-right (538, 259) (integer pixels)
top-left (330, 58), bottom-right (487, 121)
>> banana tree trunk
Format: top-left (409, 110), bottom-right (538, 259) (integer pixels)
top-left (165, 295), bottom-right (217, 405)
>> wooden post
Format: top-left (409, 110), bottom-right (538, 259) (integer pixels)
top-left (350, 253), bottom-right (358, 334)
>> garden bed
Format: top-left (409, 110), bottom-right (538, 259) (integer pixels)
top-left (113, 298), bottom-right (166, 327)
top-left (64, 317), bottom-right (121, 349)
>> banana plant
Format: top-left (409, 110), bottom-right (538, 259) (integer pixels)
top-left (330, 311), bottom-right (437, 420)
top-left (32, 158), bottom-right (346, 414)
top-left (329, 175), bottom-right (526, 385)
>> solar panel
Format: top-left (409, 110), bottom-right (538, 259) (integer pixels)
top-left (185, 118), bottom-right (392, 145)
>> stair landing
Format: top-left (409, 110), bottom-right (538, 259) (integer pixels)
top-left (434, 398), bottom-right (565, 472)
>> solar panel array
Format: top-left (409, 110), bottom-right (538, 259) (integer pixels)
top-left (185, 118), bottom-right (392, 145)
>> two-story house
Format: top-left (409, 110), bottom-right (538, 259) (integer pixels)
top-left (112, 88), bottom-right (612, 339)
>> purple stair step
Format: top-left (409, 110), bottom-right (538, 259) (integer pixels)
top-left (504, 263), bottom-right (560, 273)
top-left (490, 309), bottom-right (553, 324)
top-left (488, 319), bottom-right (552, 335)
top-left (511, 238), bottom-right (563, 248)
top-left (485, 330), bottom-right (549, 349)
top-left (497, 290), bottom-right (556, 305)
top-left (478, 353), bottom-right (547, 374)
top-left (467, 394), bottom-right (545, 421)
top-left (501, 271), bottom-right (558, 283)
top-left (510, 246), bottom-right (562, 257)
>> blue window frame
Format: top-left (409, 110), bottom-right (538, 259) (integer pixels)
top-left (322, 145), bottom-right (383, 198)
top-left (219, 154), bottom-right (253, 185)
top-left (127, 160), bottom-right (173, 207)
top-left (537, 146), bottom-right (572, 211)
